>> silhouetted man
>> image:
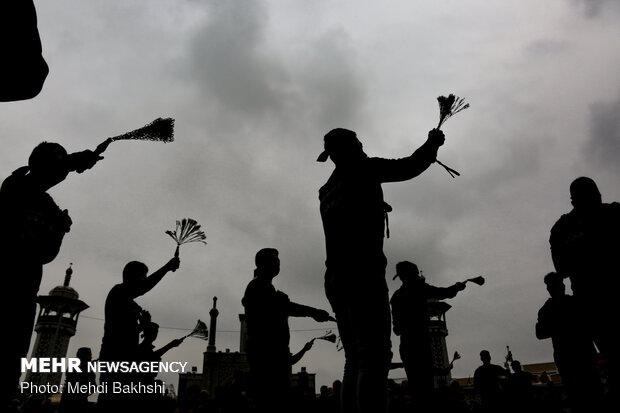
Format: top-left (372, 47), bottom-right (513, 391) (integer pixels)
top-left (0, 0), bottom-right (48, 101)
top-left (536, 272), bottom-right (600, 411)
top-left (0, 141), bottom-right (108, 405)
top-left (390, 261), bottom-right (465, 404)
top-left (61, 347), bottom-right (97, 413)
top-left (505, 360), bottom-right (534, 413)
top-left (317, 127), bottom-right (445, 413)
top-left (242, 248), bottom-right (333, 412)
top-left (473, 350), bottom-right (507, 412)
top-left (98, 256), bottom-right (179, 406)
top-left (549, 177), bottom-right (619, 401)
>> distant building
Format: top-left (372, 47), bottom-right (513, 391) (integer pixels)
top-left (177, 297), bottom-right (316, 399)
top-left (25, 265), bottom-right (89, 389)
top-left (178, 297), bottom-right (249, 399)
top-left (522, 361), bottom-right (560, 384)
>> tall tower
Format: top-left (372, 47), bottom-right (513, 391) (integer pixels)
top-left (25, 265), bottom-right (89, 388)
top-left (207, 296), bottom-right (218, 353)
top-left (426, 300), bottom-right (452, 388)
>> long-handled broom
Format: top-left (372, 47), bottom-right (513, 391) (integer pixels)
top-left (94, 117), bottom-right (175, 155)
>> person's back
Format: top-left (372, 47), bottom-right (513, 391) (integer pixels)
top-left (100, 282), bottom-right (142, 361)
top-left (536, 272), bottom-right (600, 410)
top-left (242, 276), bottom-right (291, 357)
top-left (550, 178), bottom-right (620, 298)
top-left (320, 158), bottom-right (389, 266)
top-left (537, 294), bottom-right (594, 364)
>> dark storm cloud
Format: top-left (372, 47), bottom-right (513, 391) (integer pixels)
top-left (570, 0), bottom-right (620, 17)
top-left (5, 0), bottom-right (619, 390)
top-left (186, 0), bottom-right (364, 130)
top-left (585, 93), bottom-right (620, 172)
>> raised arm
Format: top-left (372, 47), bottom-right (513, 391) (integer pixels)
top-left (424, 282), bottom-right (466, 300)
top-left (288, 301), bottom-right (333, 322)
top-left (369, 129), bottom-right (445, 183)
top-left (154, 338), bottom-right (184, 358)
top-left (133, 256), bottom-right (180, 298)
top-left (290, 340), bottom-right (314, 366)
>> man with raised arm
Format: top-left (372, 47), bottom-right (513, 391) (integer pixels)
top-left (98, 256), bottom-right (179, 407)
top-left (0, 139), bottom-right (111, 406)
top-left (242, 248), bottom-right (333, 413)
top-left (317, 127), bottom-right (445, 413)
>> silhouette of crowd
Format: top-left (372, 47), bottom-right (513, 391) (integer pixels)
top-left (2, 6), bottom-right (618, 412)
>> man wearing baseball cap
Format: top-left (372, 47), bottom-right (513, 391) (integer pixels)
top-left (317, 127), bottom-right (445, 413)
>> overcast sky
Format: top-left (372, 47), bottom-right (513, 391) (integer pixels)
top-left (2, 0), bottom-right (619, 390)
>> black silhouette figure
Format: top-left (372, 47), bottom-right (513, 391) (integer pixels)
top-left (98, 256), bottom-right (179, 406)
top-left (138, 321), bottom-right (184, 376)
top-left (60, 347), bottom-right (97, 413)
top-left (317, 127), bottom-right (445, 413)
top-left (0, 0), bottom-right (48, 101)
top-left (389, 261), bottom-right (465, 405)
top-left (536, 272), bottom-right (600, 411)
top-left (135, 321), bottom-right (184, 408)
top-left (0, 141), bottom-right (108, 405)
top-left (242, 248), bottom-right (333, 413)
top-left (549, 177), bottom-right (620, 403)
top-left (504, 360), bottom-right (534, 413)
top-left (473, 350), bottom-right (507, 412)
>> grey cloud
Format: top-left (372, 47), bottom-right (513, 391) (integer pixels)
top-left (524, 39), bottom-right (569, 56)
top-left (585, 93), bottom-right (620, 172)
top-left (570, 0), bottom-right (620, 17)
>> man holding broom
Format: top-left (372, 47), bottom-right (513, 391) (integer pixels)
top-left (317, 127), bottom-right (445, 413)
top-left (98, 256), bottom-right (179, 408)
top-left (242, 248), bottom-right (333, 412)
top-left (390, 261), bottom-right (466, 405)
top-left (0, 139), bottom-right (111, 406)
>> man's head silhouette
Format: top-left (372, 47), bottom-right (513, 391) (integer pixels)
top-left (570, 177), bottom-right (601, 212)
top-left (123, 261), bottom-right (149, 291)
top-left (317, 128), bottom-right (365, 165)
top-left (393, 261), bottom-right (421, 283)
top-left (544, 272), bottom-right (565, 298)
top-left (480, 350), bottom-right (491, 365)
top-left (28, 142), bottom-right (70, 189)
top-left (511, 360), bottom-right (522, 373)
top-left (76, 347), bottom-right (92, 363)
top-left (255, 248), bottom-right (280, 279)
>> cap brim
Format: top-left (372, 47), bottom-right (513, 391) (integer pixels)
top-left (316, 150), bottom-right (329, 162)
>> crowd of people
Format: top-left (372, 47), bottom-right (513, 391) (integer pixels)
top-left (1, 5), bottom-right (618, 412)
top-left (2, 121), bottom-right (617, 413)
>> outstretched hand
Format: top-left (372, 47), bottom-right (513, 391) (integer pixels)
top-left (71, 150), bottom-right (105, 173)
top-left (428, 128), bottom-right (445, 147)
top-left (95, 138), bottom-right (114, 155)
top-left (166, 256), bottom-right (180, 272)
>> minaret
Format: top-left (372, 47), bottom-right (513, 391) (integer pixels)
top-left (207, 297), bottom-right (218, 353)
top-left (426, 300), bottom-right (452, 388)
top-left (26, 264), bottom-right (89, 389)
